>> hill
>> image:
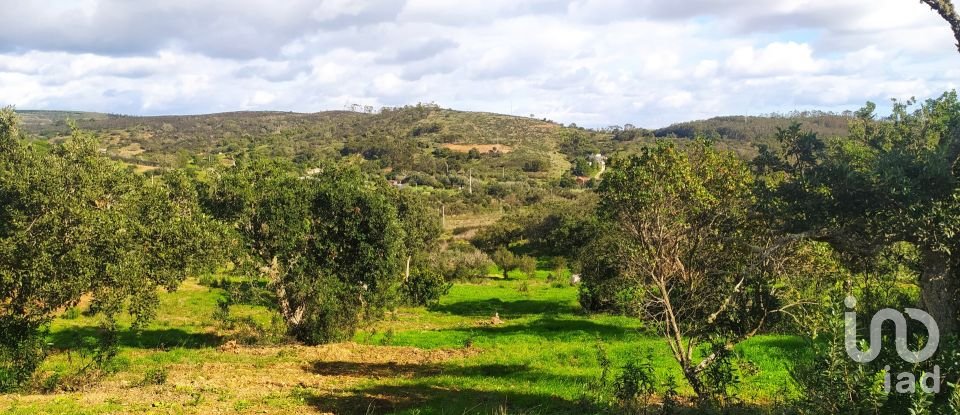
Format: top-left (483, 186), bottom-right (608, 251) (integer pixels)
top-left (16, 106), bottom-right (570, 166)
top-left (653, 112), bottom-right (852, 142)
top-left (14, 106), bottom-right (854, 185)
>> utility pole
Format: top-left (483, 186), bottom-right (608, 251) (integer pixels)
top-left (468, 169), bottom-right (473, 194)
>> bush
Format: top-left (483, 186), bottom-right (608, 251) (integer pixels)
top-left (404, 172), bottom-right (442, 188)
top-left (410, 122), bottom-right (441, 137)
top-left (517, 256), bottom-right (537, 278)
top-left (139, 367), bottom-right (169, 386)
top-left (442, 243), bottom-right (493, 280)
top-left (550, 257), bottom-right (567, 282)
top-left (0, 320), bottom-right (46, 392)
top-left (792, 333), bottom-right (888, 414)
top-left (613, 352), bottom-right (657, 414)
top-left (522, 158), bottom-right (548, 172)
top-left (578, 230), bottom-right (645, 315)
top-left (400, 270), bottom-right (452, 306)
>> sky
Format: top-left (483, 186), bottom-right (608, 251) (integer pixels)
top-left (0, 0), bottom-right (958, 128)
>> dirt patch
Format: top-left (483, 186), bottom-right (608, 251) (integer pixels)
top-left (0, 343), bottom-right (479, 415)
top-left (441, 143), bottom-right (512, 154)
top-left (115, 143), bottom-right (145, 157)
top-left (133, 164), bottom-right (158, 174)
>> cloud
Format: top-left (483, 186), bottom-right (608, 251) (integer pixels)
top-left (0, 0), bottom-right (958, 127)
top-left (724, 42), bottom-right (824, 77)
top-left (0, 0), bottom-right (405, 59)
top-left (376, 38), bottom-right (458, 64)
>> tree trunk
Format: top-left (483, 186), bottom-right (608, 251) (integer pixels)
top-left (919, 249), bottom-right (959, 335)
top-left (681, 366), bottom-right (708, 404)
top-left (404, 255), bottom-right (411, 282)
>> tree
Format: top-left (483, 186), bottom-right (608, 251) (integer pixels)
top-left (0, 109), bottom-right (221, 390)
top-left (921, 0), bottom-right (960, 53)
top-left (395, 190), bottom-right (446, 306)
top-left (491, 246), bottom-right (517, 279)
top-left (204, 159), bottom-right (405, 344)
top-left (395, 190), bottom-right (443, 282)
top-left (571, 157), bottom-right (598, 177)
top-left (756, 94), bottom-right (960, 334)
top-left (584, 141), bottom-right (793, 402)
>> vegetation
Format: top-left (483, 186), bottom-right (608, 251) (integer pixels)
top-left (5, 83), bottom-right (960, 413)
top-left (0, 108), bottom-right (221, 391)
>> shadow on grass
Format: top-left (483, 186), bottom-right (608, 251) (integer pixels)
top-left (307, 384), bottom-right (596, 415)
top-left (307, 359), bottom-right (595, 394)
top-left (446, 317), bottom-right (636, 340)
top-left (309, 361), bottom-right (529, 378)
top-left (430, 298), bottom-right (579, 319)
top-left (49, 326), bottom-right (220, 350)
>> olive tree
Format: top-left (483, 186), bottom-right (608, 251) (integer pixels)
top-left (756, 94), bottom-right (960, 334)
top-left (583, 141), bottom-right (796, 402)
top-left (204, 159), bottom-right (406, 344)
top-left (0, 108), bottom-right (221, 390)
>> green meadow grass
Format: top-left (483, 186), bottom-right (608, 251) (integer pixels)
top-left (7, 273), bottom-right (808, 414)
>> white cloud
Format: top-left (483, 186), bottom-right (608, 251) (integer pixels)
top-left (0, 0), bottom-right (957, 127)
top-left (725, 42), bottom-right (824, 77)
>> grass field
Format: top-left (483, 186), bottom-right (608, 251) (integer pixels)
top-left (1, 271), bottom-right (805, 414)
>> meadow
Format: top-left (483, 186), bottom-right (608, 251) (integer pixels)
top-left (1, 267), bottom-right (805, 415)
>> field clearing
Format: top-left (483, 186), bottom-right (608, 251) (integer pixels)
top-left (1, 274), bottom-right (804, 414)
top-left (440, 143), bottom-right (513, 154)
top-left (444, 212), bottom-right (503, 239)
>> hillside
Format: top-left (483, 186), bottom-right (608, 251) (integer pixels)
top-left (654, 113), bottom-right (852, 142)
top-left (17, 106), bottom-right (571, 167)
top-left (14, 106), bottom-right (854, 185)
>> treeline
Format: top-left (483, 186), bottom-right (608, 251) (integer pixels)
top-left (653, 113), bottom-right (852, 142)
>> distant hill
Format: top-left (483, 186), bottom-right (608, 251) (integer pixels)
top-left (14, 106), bottom-right (854, 179)
top-left (653, 113), bottom-right (852, 143)
top-left (14, 105), bottom-right (577, 176)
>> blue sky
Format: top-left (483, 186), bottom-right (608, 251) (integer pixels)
top-left (0, 0), bottom-right (957, 127)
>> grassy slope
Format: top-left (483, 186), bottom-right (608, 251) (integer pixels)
top-left (2, 273), bottom-right (804, 415)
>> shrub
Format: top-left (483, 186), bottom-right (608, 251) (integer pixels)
top-left (522, 158), bottom-right (548, 172)
top-left (139, 367), bottom-right (169, 386)
top-left (517, 256), bottom-right (537, 279)
top-left (613, 352), bottom-right (657, 414)
top-left (403, 172), bottom-right (442, 188)
top-left (442, 246), bottom-right (493, 280)
top-left (410, 122), bottom-right (441, 137)
top-left (400, 270), bottom-right (452, 306)
top-left (0, 321), bottom-right (46, 392)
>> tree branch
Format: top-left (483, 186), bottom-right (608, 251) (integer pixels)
top-left (921, 0), bottom-right (960, 53)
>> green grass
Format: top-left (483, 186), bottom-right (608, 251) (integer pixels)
top-left (3, 273), bottom-right (807, 414)
top-left (348, 280), bottom-right (805, 413)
